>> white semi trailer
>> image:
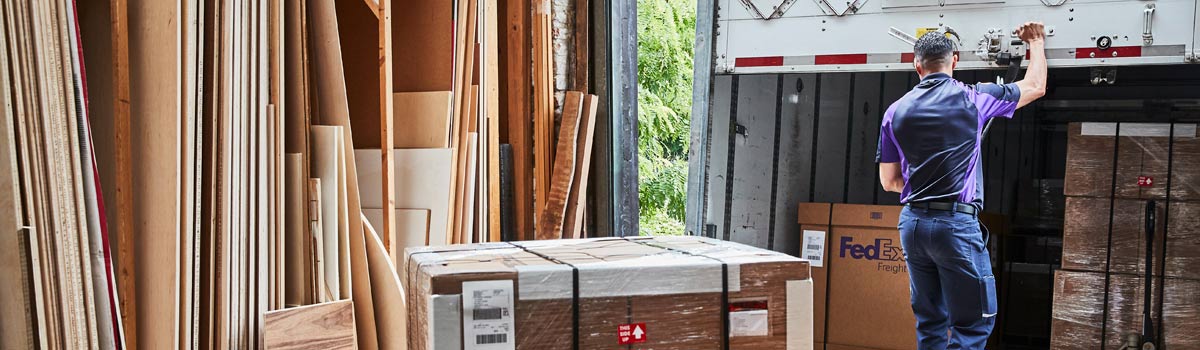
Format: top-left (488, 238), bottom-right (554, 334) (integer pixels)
top-left (684, 1), bottom-right (1198, 347)
top-left (685, 1), bottom-right (1198, 347)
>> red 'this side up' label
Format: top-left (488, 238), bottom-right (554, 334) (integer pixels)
top-left (1139, 176), bottom-right (1155, 188)
top-left (617, 323), bottom-right (647, 345)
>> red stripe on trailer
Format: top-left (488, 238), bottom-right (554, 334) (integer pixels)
top-left (1076, 46), bottom-right (1142, 59)
top-left (735, 56), bottom-right (784, 67)
top-left (901, 53), bottom-right (915, 63)
top-left (815, 53), bottom-right (868, 65)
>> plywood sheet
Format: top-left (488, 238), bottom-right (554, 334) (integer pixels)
top-left (392, 91), bottom-right (452, 148)
top-left (391, 0), bottom-right (453, 92)
top-left (361, 215), bottom-right (408, 350)
top-left (263, 300), bottom-right (356, 350)
top-left (362, 208), bottom-right (430, 262)
top-left (333, 0), bottom-right (381, 151)
top-left (356, 148), bottom-right (454, 246)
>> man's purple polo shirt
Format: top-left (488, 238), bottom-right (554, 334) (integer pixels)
top-left (876, 72), bottom-right (1021, 206)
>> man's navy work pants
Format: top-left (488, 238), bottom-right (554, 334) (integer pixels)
top-left (898, 206), bottom-right (997, 350)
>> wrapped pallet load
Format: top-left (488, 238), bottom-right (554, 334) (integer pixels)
top-left (402, 236), bottom-right (815, 349)
top-left (1052, 122), bottom-right (1200, 349)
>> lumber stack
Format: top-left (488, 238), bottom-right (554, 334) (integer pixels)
top-left (1, 0), bottom-right (121, 348)
top-left (7, 0), bottom-right (593, 348)
top-left (502, 0), bottom-right (598, 242)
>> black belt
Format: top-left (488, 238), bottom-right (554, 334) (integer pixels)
top-left (907, 201), bottom-right (978, 215)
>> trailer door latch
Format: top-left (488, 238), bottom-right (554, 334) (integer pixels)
top-left (1142, 3), bottom-right (1155, 46)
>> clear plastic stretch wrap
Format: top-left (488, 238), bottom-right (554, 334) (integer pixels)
top-left (1050, 270), bottom-right (1199, 349)
top-left (401, 236), bottom-right (813, 350)
top-left (1054, 122), bottom-right (1200, 348)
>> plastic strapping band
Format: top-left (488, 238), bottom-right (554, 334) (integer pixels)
top-left (623, 238), bottom-right (731, 349)
top-left (1156, 122), bottom-right (1175, 343)
top-left (1099, 122), bottom-right (1121, 350)
top-left (511, 243), bottom-right (580, 350)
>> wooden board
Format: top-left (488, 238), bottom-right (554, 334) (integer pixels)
top-left (307, 179), bottom-right (329, 303)
top-left (263, 300), bottom-right (356, 350)
top-left (572, 0), bottom-right (589, 92)
top-left (355, 148), bottom-right (455, 246)
top-left (391, 0), bottom-right (454, 92)
top-left (537, 91), bottom-right (583, 240)
top-left (392, 91), bottom-right (452, 148)
top-left (285, 154), bottom-right (309, 307)
top-left (502, 0), bottom-right (533, 241)
top-left (453, 87), bottom-right (480, 244)
top-left (563, 94), bottom-right (598, 239)
top-left (449, 0), bottom-right (479, 246)
top-left (309, 126), bottom-right (343, 300)
top-left (362, 208), bottom-right (430, 264)
top-left (532, 10), bottom-right (554, 231)
top-left (484, 0), bottom-right (501, 241)
top-left (462, 134), bottom-right (480, 243)
top-left (378, 0), bottom-right (396, 255)
top-left (361, 214), bottom-right (408, 350)
top-left (129, 0), bottom-right (183, 346)
top-left (109, 0), bottom-right (136, 345)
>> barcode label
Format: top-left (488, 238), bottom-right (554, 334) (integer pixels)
top-left (801, 230), bottom-right (826, 268)
top-left (462, 280), bottom-right (516, 350)
top-left (476, 334), bottom-right (508, 344)
top-left (474, 308), bottom-right (504, 320)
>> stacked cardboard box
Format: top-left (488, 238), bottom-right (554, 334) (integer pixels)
top-left (797, 203), bottom-right (1009, 350)
top-left (402, 236), bottom-right (814, 349)
top-left (1052, 122), bottom-right (1200, 348)
top-left (797, 204), bottom-right (914, 350)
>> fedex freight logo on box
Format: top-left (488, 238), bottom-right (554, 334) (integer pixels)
top-left (617, 323), bottom-right (646, 345)
top-left (840, 237), bottom-right (908, 275)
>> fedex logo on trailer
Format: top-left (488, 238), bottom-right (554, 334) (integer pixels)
top-left (839, 237), bottom-right (904, 261)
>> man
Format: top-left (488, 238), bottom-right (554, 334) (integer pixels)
top-left (876, 23), bottom-right (1046, 349)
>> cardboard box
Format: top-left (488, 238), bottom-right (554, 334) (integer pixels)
top-left (403, 236), bottom-right (814, 350)
top-left (1050, 270), bottom-right (1200, 349)
top-left (1062, 197), bottom-right (1200, 280)
top-left (798, 203), bottom-right (916, 350)
top-left (1064, 122), bottom-right (1200, 201)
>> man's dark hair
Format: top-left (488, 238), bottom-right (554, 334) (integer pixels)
top-left (914, 32), bottom-right (957, 71)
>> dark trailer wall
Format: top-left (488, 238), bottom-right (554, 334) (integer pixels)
top-left (687, 65), bottom-right (1200, 346)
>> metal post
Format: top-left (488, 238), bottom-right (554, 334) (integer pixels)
top-left (685, 0), bottom-right (718, 237)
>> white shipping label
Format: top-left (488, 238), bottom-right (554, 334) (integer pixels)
top-left (462, 280), bottom-right (516, 350)
top-left (801, 230), bottom-right (826, 267)
top-left (730, 310), bottom-right (770, 337)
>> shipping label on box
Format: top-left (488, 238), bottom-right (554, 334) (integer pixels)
top-left (802, 230), bottom-right (827, 268)
top-left (462, 280), bottom-right (516, 350)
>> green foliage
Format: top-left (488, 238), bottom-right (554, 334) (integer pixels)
top-left (637, 0), bottom-right (695, 235)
